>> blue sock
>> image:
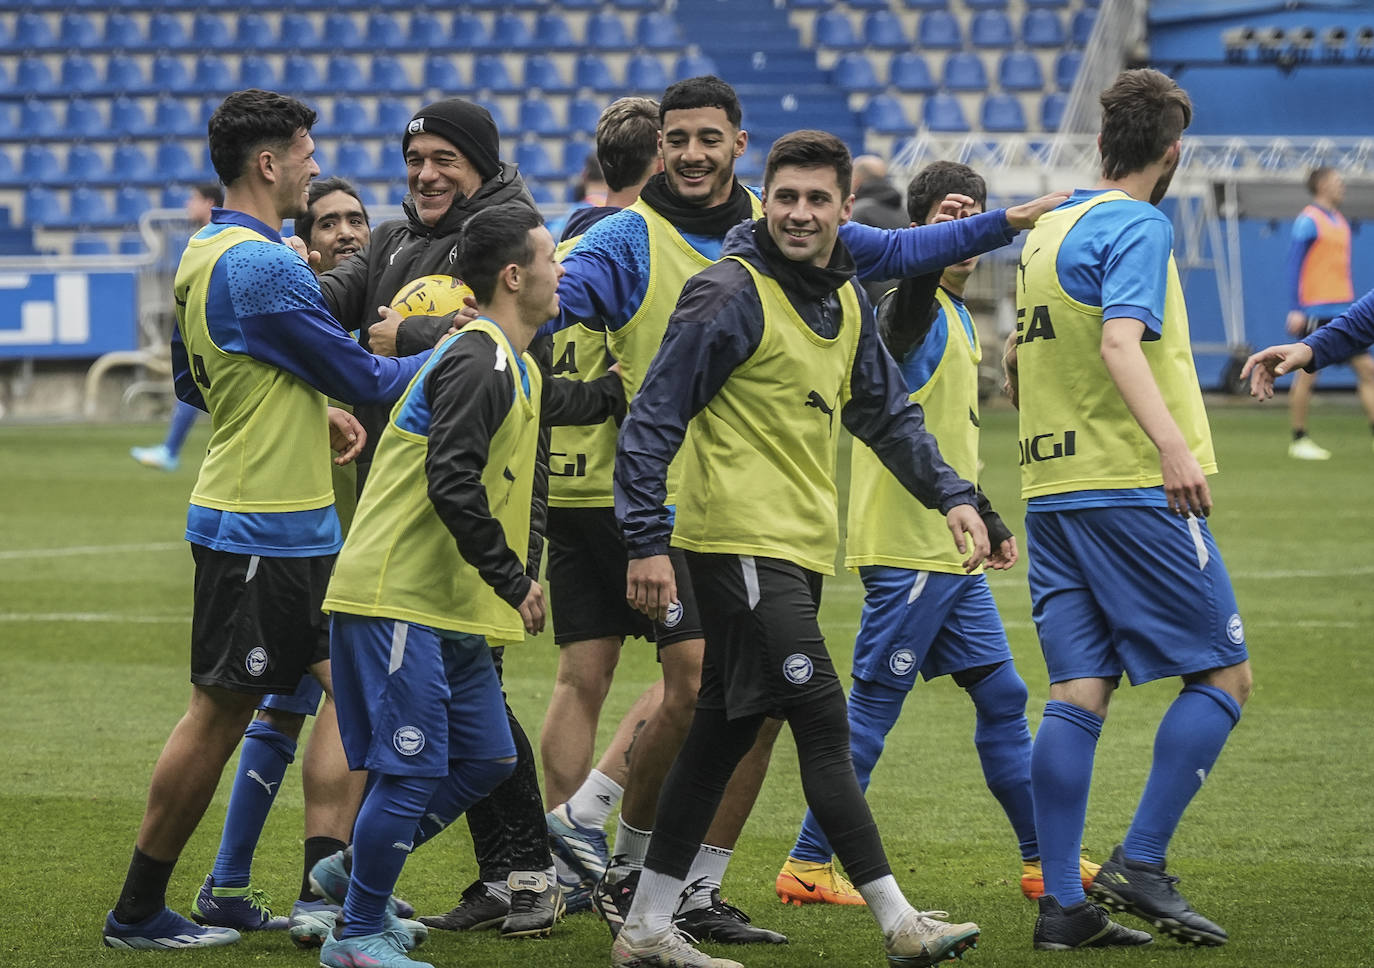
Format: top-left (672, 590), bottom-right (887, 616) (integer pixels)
top-left (211, 719), bottom-right (296, 887)
top-left (966, 663), bottom-right (1037, 860)
top-left (164, 400), bottom-right (200, 457)
top-left (412, 757), bottom-right (516, 849)
top-left (1031, 700), bottom-right (1103, 906)
top-left (792, 677), bottom-right (905, 863)
top-left (1121, 684), bottom-right (1242, 866)
top-left (342, 773), bottom-right (438, 938)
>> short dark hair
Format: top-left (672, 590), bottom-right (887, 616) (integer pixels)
top-left (764, 130), bottom-right (852, 197)
top-left (208, 89), bottom-right (317, 186)
top-left (1098, 69), bottom-right (1192, 180)
top-left (597, 96), bottom-right (661, 192)
top-left (660, 75), bottom-right (742, 128)
top-left (193, 182), bottom-right (225, 207)
top-left (906, 161), bottom-right (987, 224)
top-left (456, 205), bottom-right (546, 305)
top-left (295, 176), bottom-right (369, 245)
top-left (1306, 166), bottom-right (1337, 196)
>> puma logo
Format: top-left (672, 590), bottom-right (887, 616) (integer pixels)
top-left (246, 769), bottom-right (277, 795)
top-left (1017, 247), bottom-right (1041, 293)
top-left (804, 390), bottom-right (835, 430)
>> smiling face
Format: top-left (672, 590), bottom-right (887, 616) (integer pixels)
top-left (763, 164), bottom-right (853, 267)
top-left (659, 106), bottom-right (747, 208)
top-left (405, 133), bottom-right (484, 227)
top-left (271, 128), bottom-right (319, 221)
top-left (307, 190), bottom-right (371, 273)
top-left (514, 226), bottom-right (564, 327)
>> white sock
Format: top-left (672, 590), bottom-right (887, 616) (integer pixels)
top-left (614, 818), bottom-right (652, 870)
top-left (567, 769), bottom-right (623, 828)
top-left (676, 844), bottom-right (732, 913)
top-left (858, 875), bottom-right (914, 934)
top-left (484, 878), bottom-right (512, 903)
top-left (618, 868), bottom-right (685, 947)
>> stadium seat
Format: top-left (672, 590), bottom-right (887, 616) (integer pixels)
top-left (366, 13), bottom-right (406, 50)
top-left (0, 104), bottom-right (14, 140)
top-left (861, 93), bottom-right (911, 135)
top-left (151, 55), bottom-right (191, 93)
top-left (237, 55), bottom-right (278, 91)
top-left (21, 99), bottom-right (60, 138)
top-left (524, 54), bottom-right (571, 93)
top-left (944, 52), bottom-right (989, 91)
top-left (103, 55), bottom-right (145, 94)
top-left (326, 97), bottom-right (369, 137)
top-left (528, 182), bottom-right (556, 207)
top-left (999, 50), bottom-right (1045, 90)
top-left (23, 144), bottom-right (61, 186)
top-left (119, 232), bottom-right (146, 255)
top-left (1023, 10), bottom-right (1066, 47)
top-left (322, 13), bottom-right (363, 50)
top-left (110, 97), bottom-right (150, 136)
top-left (17, 57), bottom-right (56, 94)
top-left (889, 52), bottom-right (936, 93)
top-left (918, 11), bottom-right (963, 49)
top-left (815, 11), bottom-right (860, 48)
top-left (153, 96), bottom-right (198, 137)
top-left (423, 54), bottom-right (464, 91)
top-left (235, 14), bottom-right (275, 51)
top-left (561, 139), bottom-right (593, 178)
top-left (408, 12), bottom-right (446, 48)
top-left (326, 55), bottom-right (368, 93)
top-left (626, 53), bottom-right (669, 92)
top-left (375, 97), bottom-right (412, 136)
top-left (864, 10), bottom-right (908, 48)
top-left (567, 96), bottom-right (603, 133)
top-left (115, 185), bottom-right (152, 223)
top-left (70, 186), bottom-right (112, 228)
top-left (159, 184), bottom-right (189, 209)
top-left (112, 143), bottom-right (154, 183)
top-left (981, 93), bottom-right (1027, 131)
top-left (282, 55), bottom-right (324, 94)
top-left (60, 12), bottom-right (100, 49)
top-left (193, 54), bottom-right (233, 92)
top-left (104, 13), bottom-right (143, 50)
top-left (674, 52), bottom-right (718, 81)
top-left (516, 140), bottom-right (557, 180)
top-left (473, 55), bottom-right (519, 93)
top-left (965, 0), bottom-right (1009, 7)
top-left (334, 140), bottom-right (377, 180)
top-left (281, 13), bottom-right (321, 50)
top-left (15, 12), bottom-right (57, 50)
top-left (971, 11), bottom-right (1016, 48)
top-left (519, 97), bottom-right (563, 136)
top-left (575, 53), bottom-right (620, 92)
top-left (61, 55), bottom-right (101, 95)
top-left (65, 99), bottom-right (105, 139)
top-left (1041, 92), bottom-right (1067, 130)
top-left (561, 0), bottom-right (600, 8)
top-left (370, 56), bottom-right (412, 92)
top-left (492, 12), bottom-right (534, 49)
top-left (586, 11), bottom-right (630, 49)
top-left (1054, 50), bottom-right (1083, 90)
top-left (833, 52), bottom-right (882, 92)
top-left (388, 182), bottom-right (410, 206)
top-left (23, 187), bottom-right (64, 227)
top-left (637, 12), bottom-right (681, 49)
top-left (73, 233), bottom-right (112, 255)
top-left (924, 93), bottom-right (970, 132)
top-left (147, 13), bottom-right (188, 50)
top-left (1072, 9), bottom-right (1097, 45)
top-left (1027, 0), bottom-right (1068, 7)
top-left (0, 147), bottom-right (14, 184)
top-left (613, 0), bottom-right (657, 8)
top-left (192, 13), bottom-right (231, 49)
top-left (451, 12), bottom-right (492, 49)
top-left (535, 12), bottom-right (575, 48)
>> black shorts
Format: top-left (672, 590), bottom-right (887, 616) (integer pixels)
top-left (546, 506), bottom-right (701, 649)
top-left (686, 551), bottom-right (842, 719)
top-left (189, 544), bottom-right (333, 695)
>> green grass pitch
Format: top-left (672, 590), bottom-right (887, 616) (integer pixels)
top-left (2, 402), bottom-right (1372, 967)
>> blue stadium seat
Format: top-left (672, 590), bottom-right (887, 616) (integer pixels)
top-left (567, 96), bottom-right (603, 133)
top-left (451, 12), bottom-right (492, 49)
top-left (492, 12), bottom-right (534, 49)
top-left (1023, 10), bottom-right (1065, 47)
top-left (613, 0), bottom-right (656, 8)
top-left (159, 184), bottom-right (190, 209)
top-left (675, 52), bottom-right (718, 81)
top-left (999, 50), bottom-right (1044, 90)
top-left (235, 14), bottom-right (275, 51)
top-left (66, 151), bottom-right (106, 191)
top-left (864, 10), bottom-right (908, 48)
top-left (66, 187), bottom-right (108, 228)
top-left (637, 12), bottom-right (681, 49)
top-left (112, 143), bottom-right (154, 183)
top-left (815, 11), bottom-right (860, 48)
top-left (965, 0), bottom-right (1009, 8)
top-left (0, 147), bottom-right (14, 183)
top-left (328, 97), bottom-right (370, 136)
top-left (1027, 0), bottom-right (1068, 7)
top-left (560, 0), bottom-right (599, 8)
top-left (192, 13), bottom-right (231, 49)
top-left (60, 12), bottom-right (100, 49)
top-left (282, 55), bottom-right (324, 94)
top-left (981, 93), bottom-right (1027, 131)
top-left (153, 96), bottom-right (198, 137)
top-left (23, 144), bottom-right (61, 184)
top-left (833, 52), bottom-right (882, 93)
top-left (119, 232), bottom-right (146, 255)
top-left (528, 182), bottom-right (556, 207)
top-left (918, 11), bottom-right (963, 49)
top-left (334, 140), bottom-right (377, 179)
top-left (15, 12), bottom-right (57, 50)
top-left (790, 0), bottom-right (826, 7)
top-left (1054, 49), bottom-right (1082, 90)
top-left (73, 233), bottom-right (112, 255)
top-left (535, 12), bottom-right (575, 48)
top-left (475, 98), bottom-right (508, 129)
top-left (0, 104), bottom-right (14, 139)
top-left (115, 186), bottom-right (152, 223)
top-left (473, 55), bottom-right (519, 93)
top-left (322, 13), bottom-right (363, 50)
top-left (65, 99), bottom-right (105, 139)
top-left (62, 55), bottom-right (101, 95)
top-left (409, 12), bottom-right (446, 48)
top-left (371, 56), bottom-right (412, 92)
top-left (626, 53), bottom-right (668, 92)
top-left (111, 97), bottom-right (150, 136)
top-left (519, 97), bottom-right (563, 135)
top-left (151, 55), bottom-right (191, 93)
top-left (586, 11), bottom-right (630, 49)
top-left (388, 182), bottom-right (410, 206)
top-left (971, 10), bottom-right (1015, 48)
top-left (375, 97), bottom-right (411, 137)
top-left (24, 187), bottom-right (64, 227)
top-left (944, 52), bottom-right (988, 91)
top-left (562, 139), bottom-right (593, 178)
top-left (237, 55), bottom-right (278, 90)
top-left (524, 54), bottom-right (571, 93)
top-left (367, 13), bottom-right (406, 50)
top-left (308, 144), bottom-right (329, 176)
top-left (194, 54), bottom-right (233, 92)
top-left (575, 53), bottom-right (620, 92)
top-left (21, 98), bottom-right (60, 138)
top-left (423, 54), bottom-right (464, 91)
top-left (1041, 92), bottom-right (1067, 130)
top-left (1072, 9), bottom-right (1097, 46)
top-left (861, 93), bottom-right (911, 135)
top-left (17, 57), bottom-right (56, 94)
top-left (281, 13), bottom-right (321, 50)
top-left (326, 55), bottom-right (368, 93)
top-left (889, 52), bottom-right (936, 93)
top-left (924, 93), bottom-right (970, 132)
top-left (147, 13), bottom-right (188, 50)
top-left (105, 55), bottom-right (147, 94)
top-left (516, 139), bottom-right (557, 180)
top-left (104, 13), bottom-right (143, 50)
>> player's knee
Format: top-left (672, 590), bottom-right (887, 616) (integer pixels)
top-left (255, 708), bottom-right (307, 741)
top-left (963, 661), bottom-right (1029, 722)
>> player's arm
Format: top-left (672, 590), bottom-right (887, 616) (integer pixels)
top-left (878, 272), bottom-right (942, 362)
top-left (394, 313), bottom-right (460, 357)
top-left (536, 216), bottom-right (647, 341)
top-left (524, 336), bottom-right (552, 585)
top-left (1245, 288), bottom-right (1374, 396)
top-left (974, 487), bottom-right (1017, 570)
top-left (316, 236), bottom-right (374, 333)
top-left (1285, 215), bottom-right (1318, 335)
top-left (170, 324), bottom-right (207, 412)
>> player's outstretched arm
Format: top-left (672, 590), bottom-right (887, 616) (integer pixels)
top-left (1240, 343), bottom-right (1313, 401)
top-left (1006, 190), bottom-right (1071, 229)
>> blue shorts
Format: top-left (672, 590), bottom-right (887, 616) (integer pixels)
top-left (258, 675), bottom-right (324, 717)
top-left (1026, 507), bottom-right (1248, 686)
top-left (852, 568), bottom-right (1013, 690)
top-left (329, 614), bottom-right (516, 778)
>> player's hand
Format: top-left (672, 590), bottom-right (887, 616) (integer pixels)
top-left (1160, 444), bottom-right (1211, 517)
top-left (934, 193), bottom-right (976, 221)
top-left (1285, 309), bottom-right (1308, 337)
top-left (518, 580), bottom-right (546, 635)
top-left (367, 306), bottom-right (404, 357)
top-left (1006, 190), bottom-right (1072, 230)
top-left (1001, 330), bottom-right (1020, 409)
top-left (945, 503), bottom-right (990, 572)
top-left (1241, 342), bottom-right (1314, 401)
top-left (284, 235), bottom-right (322, 272)
top-left (626, 554), bottom-right (677, 622)
top-left (326, 407), bottom-right (366, 465)
top-left (985, 535), bottom-right (1018, 571)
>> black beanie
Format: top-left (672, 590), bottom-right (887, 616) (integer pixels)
top-left (402, 98), bottom-right (502, 182)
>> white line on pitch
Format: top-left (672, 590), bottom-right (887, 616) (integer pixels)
top-left (0, 612), bottom-right (186, 624)
top-left (0, 542), bottom-right (182, 561)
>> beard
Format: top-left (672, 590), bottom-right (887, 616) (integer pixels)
top-left (1149, 157), bottom-right (1179, 206)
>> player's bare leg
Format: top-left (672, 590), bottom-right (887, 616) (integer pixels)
top-left (541, 636), bottom-right (622, 806)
